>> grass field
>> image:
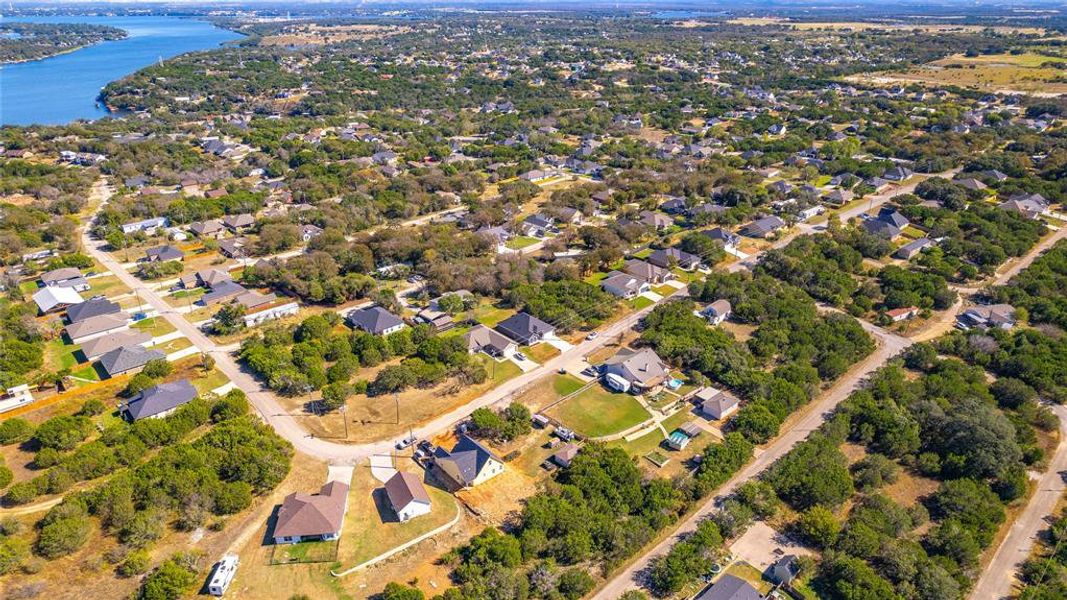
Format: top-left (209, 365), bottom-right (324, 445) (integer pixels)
top-left (849, 52), bottom-right (1067, 94)
top-left (472, 303), bottom-right (515, 327)
top-left (270, 539), bottom-right (339, 565)
top-left (553, 374), bottom-right (586, 396)
top-left (87, 275), bottom-right (131, 298)
top-left (546, 384), bottom-right (650, 438)
top-left (632, 296), bottom-right (655, 310)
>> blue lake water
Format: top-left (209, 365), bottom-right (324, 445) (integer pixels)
top-left (1, 16), bottom-right (242, 126)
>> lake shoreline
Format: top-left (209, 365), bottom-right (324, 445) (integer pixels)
top-left (1, 15), bottom-right (242, 126)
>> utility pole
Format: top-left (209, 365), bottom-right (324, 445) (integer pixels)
top-left (394, 392), bottom-right (400, 425)
top-left (340, 404), bottom-right (348, 439)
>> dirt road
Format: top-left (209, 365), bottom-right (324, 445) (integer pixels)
top-left (969, 404), bottom-right (1067, 600)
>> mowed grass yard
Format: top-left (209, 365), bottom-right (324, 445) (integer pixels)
top-left (337, 468), bottom-right (458, 569)
top-left (546, 383), bottom-right (651, 438)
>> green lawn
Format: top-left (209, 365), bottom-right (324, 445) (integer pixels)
top-left (521, 343), bottom-right (560, 364)
top-left (44, 338), bottom-right (83, 371)
top-left (19, 281), bottom-right (38, 295)
top-left (553, 374), bottom-right (586, 396)
top-left (169, 288), bottom-right (205, 300)
top-left (652, 284), bottom-right (676, 296)
top-left (130, 317), bottom-right (176, 338)
top-left (473, 304), bottom-right (515, 328)
top-left (148, 336), bottom-right (193, 356)
top-left (70, 364), bottom-right (101, 382)
top-left (609, 425), bottom-right (667, 457)
top-left (270, 540), bottom-right (338, 565)
top-left (547, 385), bottom-right (651, 438)
top-left (87, 275), bottom-right (131, 298)
top-left (632, 248), bottom-right (653, 259)
top-left (583, 271), bottom-right (609, 285)
top-left (485, 356), bottom-right (522, 385)
top-left (505, 235), bottom-right (541, 250)
top-left (632, 296), bottom-right (655, 310)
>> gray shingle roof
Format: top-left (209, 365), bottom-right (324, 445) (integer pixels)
top-left (98, 345), bottom-right (165, 376)
top-left (695, 575), bottom-right (763, 600)
top-left (125, 379), bottom-right (197, 420)
top-left (495, 312), bottom-right (554, 345)
top-left (67, 297), bottom-right (121, 323)
top-left (347, 306), bottom-right (404, 335)
top-left (433, 435), bottom-right (502, 487)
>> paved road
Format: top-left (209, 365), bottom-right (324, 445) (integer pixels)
top-left (970, 404), bottom-right (1067, 600)
top-left (590, 320), bottom-right (912, 600)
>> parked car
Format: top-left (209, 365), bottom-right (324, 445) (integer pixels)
top-left (515, 352), bottom-right (527, 361)
top-left (586, 331), bottom-right (599, 340)
top-left (395, 435), bottom-right (416, 450)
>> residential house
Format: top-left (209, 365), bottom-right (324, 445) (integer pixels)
top-left (702, 299), bottom-right (732, 325)
top-left (201, 280), bottom-right (247, 306)
top-left (556, 206), bottom-right (582, 225)
top-left (495, 312), bottom-right (555, 345)
top-left (299, 224), bottom-right (324, 242)
top-left (884, 166), bottom-right (914, 181)
top-left (383, 471), bottom-right (432, 522)
top-left (696, 386), bottom-right (740, 420)
top-left (179, 269), bottom-right (232, 290)
top-left (639, 210), bottom-right (673, 231)
top-left (121, 217), bottom-right (168, 235)
top-left (40, 267), bottom-right (90, 292)
top-left (769, 555), bottom-right (800, 586)
top-left (476, 225), bottom-right (512, 249)
top-left (956, 178), bottom-right (988, 192)
top-left (273, 481), bottom-right (350, 544)
top-left (862, 207), bottom-right (910, 240)
top-left (895, 237), bottom-right (935, 260)
top-left (464, 325), bottom-right (518, 357)
top-left (957, 304), bottom-right (1017, 330)
top-left (218, 237), bottom-right (249, 259)
top-left (123, 379), bottom-right (197, 421)
top-left (886, 306), bottom-right (919, 322)
top-left (219, 213), bottom-right (255, 233)
top-left (520, 214), bottom-right (555, 238)
top-left (601, 347), bottom-right (669, 393)
top-left (600, 272), bottom-right (650, 299)
top-left (243, 300), bottom-right (300, 327)
top-left (624, 259), bottom-right (672, 284)
top-left (694, 574), bottom-right (763, 600)
top-left (432, 435), bottom-right (505, 490)
top-left (740, 216), bottom-right (786, 238)
top-left (32, 286), bottom-right (83, 314)
top-left (659, 197), bottom-right (688, 214)
top-left (704, 227), bottom-right (741, 251)
top-left (823, 189), bottom-right (854, 207)
top-left (145, 245), bottom-right (184, 263)
top-left (67, 297), bottom-right (121, 323)
top-left (79, 330), bottom-right (151, 361)
top-left (189, 219), bottom-right (225, 238)
top-left (97, 345), bottom-right (166, 378)
top-left (648, 248), bottom-right (701, 271)
top-left (347, 306), bottom-right (406, 336)
top-left (414, 308), bottom-right (455, 332)
top-left (999, 193), bottom-right (1049, 220)
top-left (65, 312), bottom-right (129, 345)
top-left (551, 443), bottom-right (580, 468)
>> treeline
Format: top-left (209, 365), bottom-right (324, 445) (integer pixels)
top-left (389, 434), bottom-right (752, 600)
top-left (756, 228), bottom-right (958, 315)
top-left (994, 240), bottom-right (1067, 331)
top-left (0, 392), bottom-right (290, 577)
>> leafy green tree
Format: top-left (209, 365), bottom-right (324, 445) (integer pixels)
top-left (797, 506), bottom-right (841, 549)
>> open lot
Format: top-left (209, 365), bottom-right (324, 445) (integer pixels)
top-left (847, 52), bottom-right (1067, 95)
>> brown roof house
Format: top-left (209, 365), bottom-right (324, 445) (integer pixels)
top-left (383, 471), bottom-right (432, 522)
top-left (464, 325), bottom-right (517, 357)
top-left (273, 481), bottom-right (350, 544)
